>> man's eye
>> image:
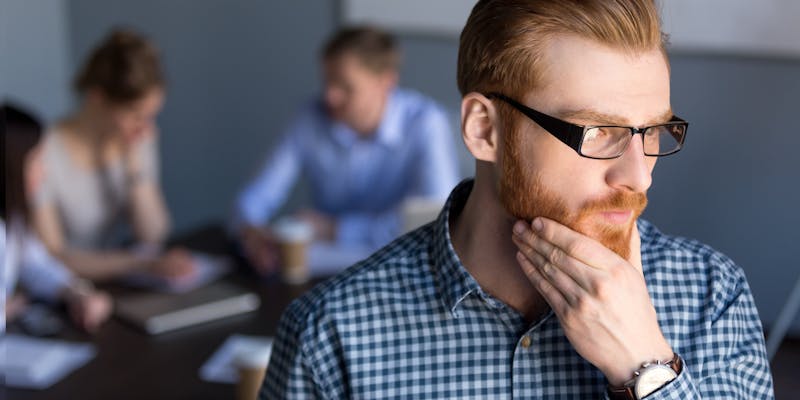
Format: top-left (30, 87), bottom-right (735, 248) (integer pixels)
top-left (584, 128), bottom-right (610, 142)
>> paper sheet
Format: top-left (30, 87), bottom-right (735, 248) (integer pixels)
top-left (199, 334), bottom-right (273, 384)
top-left (123, 252), bottom-right (232, 293)
top-left (0, 334), bottom-right (95, 389)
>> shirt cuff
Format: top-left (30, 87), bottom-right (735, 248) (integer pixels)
top-left (639, 364), bottom-right (699, 399)
top-left (21, 264), bottom-right (73, 303)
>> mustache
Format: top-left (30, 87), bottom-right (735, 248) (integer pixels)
top-left (579, 191), bottom-right (648, 216)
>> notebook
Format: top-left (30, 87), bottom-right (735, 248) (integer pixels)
top-left (114, 282), bottom-right (260, 335)
top-left (0, 334), bottom-right (96, 389)
top-left (122, 252), bottom-right (232, 293)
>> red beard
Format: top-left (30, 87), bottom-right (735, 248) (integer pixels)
top-left (498, 126), bottom-right (647, 259)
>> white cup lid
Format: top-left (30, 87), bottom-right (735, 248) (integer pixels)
top-left (272, 217), bottom-right (314, 241)
top-left (234, 346), bottom-right (272, 369)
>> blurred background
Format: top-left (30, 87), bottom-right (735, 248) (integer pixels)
top-left (3, 0), bottom-right (798, 355)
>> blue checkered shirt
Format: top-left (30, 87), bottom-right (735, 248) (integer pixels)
top-left (261, 180), bottom-right (774, 399)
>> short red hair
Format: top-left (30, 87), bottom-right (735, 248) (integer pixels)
top-left (457, 0), bottom-right (667, 99)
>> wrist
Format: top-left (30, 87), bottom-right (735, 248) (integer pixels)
top-left (604, 343), bottom-right (673, 386)
top-left (132, 243), bottom-right (161, 271)
top-left (64, 278), bottom-right (95, 303)
top-left (122, 146), bottom-right (143, 175)
top-left (126, 168), bottom-right (147, 187)
top-left (607, 353), bottom-right (683, 400)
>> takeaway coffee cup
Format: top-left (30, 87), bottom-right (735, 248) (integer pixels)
top-left (272, 217), bottom-right (314, 284)
top-left (235, 347), bottom-right (272, 400)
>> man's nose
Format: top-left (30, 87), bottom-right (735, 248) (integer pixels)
top-left (605, 135), bottom-right (653, 193)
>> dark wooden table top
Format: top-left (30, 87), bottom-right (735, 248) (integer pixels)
top-left (5, 225), bottom-right (323, 400)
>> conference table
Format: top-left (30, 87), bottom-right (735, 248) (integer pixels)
top-left (5, 226), bottom-right (324, 400)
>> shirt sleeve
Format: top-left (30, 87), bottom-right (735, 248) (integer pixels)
top-left (1, 222), bottom-right (7, 332)
top-left (625, 264), bottom-right (774, 399)
top-left (0, 218), bottom-right (8, 302)
top-left (234, 117), bottom-right (306, 229)
top-left (409, 104), bottom-right (460, 201)
top-left (18, 229), bottom-right (73, 303)
top-left (260, 298), bottom-right (332, 399)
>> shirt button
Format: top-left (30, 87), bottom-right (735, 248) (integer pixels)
top-left (520, 336), bottom-right (531, 349)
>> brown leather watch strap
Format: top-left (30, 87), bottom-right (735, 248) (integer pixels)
top-left (607, 353), bottom-right (683, 400)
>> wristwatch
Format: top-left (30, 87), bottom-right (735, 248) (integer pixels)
top-left (607, 353), bottom-right (683, 400)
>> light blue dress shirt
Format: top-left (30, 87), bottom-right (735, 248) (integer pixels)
top-left (236, 88), bottom-right (460, 251)
top-left (2, 218), bottom-right (73, 333)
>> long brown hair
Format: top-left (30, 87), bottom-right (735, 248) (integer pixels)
top-left (1, 102), bottom-right (43, 222)
top-left (73, 28), bottom-right (165, 103)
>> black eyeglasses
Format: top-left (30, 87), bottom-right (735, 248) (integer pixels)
top-left (486, 93), bottom-right (688, 160)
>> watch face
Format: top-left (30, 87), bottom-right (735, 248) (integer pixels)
top-left (634, 364), bottom-right (678, 398)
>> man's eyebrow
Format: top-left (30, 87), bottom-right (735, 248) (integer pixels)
top-left (556, 108), bottom-right (674, 127)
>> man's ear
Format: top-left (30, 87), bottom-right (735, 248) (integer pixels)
top-left (461, 92), bottom-right (500, 163)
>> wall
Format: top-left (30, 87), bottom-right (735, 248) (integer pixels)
top-left (647, 55), bottom-right (800, 335)
top-left (66, 0), bottom-right (336, 231)
top-left (0, 0), bottom-right (71, 121)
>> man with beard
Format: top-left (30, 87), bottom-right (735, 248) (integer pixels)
top-left (261, 1), bottom-right (774, 399)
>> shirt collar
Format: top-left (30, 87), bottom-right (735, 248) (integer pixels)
top-left (430, 181), bottom-right (674, 329)
top-left (329, 89), bottom-right (403, 148)
top-left (431, 179), bottom-right (488, 317)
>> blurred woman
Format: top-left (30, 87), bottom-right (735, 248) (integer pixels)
top-left (30, 29), bottom-right (194, 282)
top-left (2, 103), bottom-right (111, 333)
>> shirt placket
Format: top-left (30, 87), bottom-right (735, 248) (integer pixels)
top-left (347, 141), bottom-right (373, 201)
top-left (511, 314), bottom-right (553, 399)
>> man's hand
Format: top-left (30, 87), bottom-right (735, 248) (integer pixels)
top-left (512, 217), bottom-right (672, 386)
top-left (241, 226), bottom-right (279, 275)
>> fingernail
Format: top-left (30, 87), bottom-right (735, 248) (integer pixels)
top-left (532, 218), bottom-right (543, 232)
top-left (513, 221), bottom-right (526, 235)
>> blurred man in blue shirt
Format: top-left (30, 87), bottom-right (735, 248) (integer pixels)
top-left (235, 26), bottom-right (460, 275)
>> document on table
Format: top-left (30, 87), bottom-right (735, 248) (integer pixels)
top-left (199, 334), bottom-right (273, 384)
top-left (0, 334), bottom-right (96, 389)
top-left (123, 252), bottom-right (233, 293)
